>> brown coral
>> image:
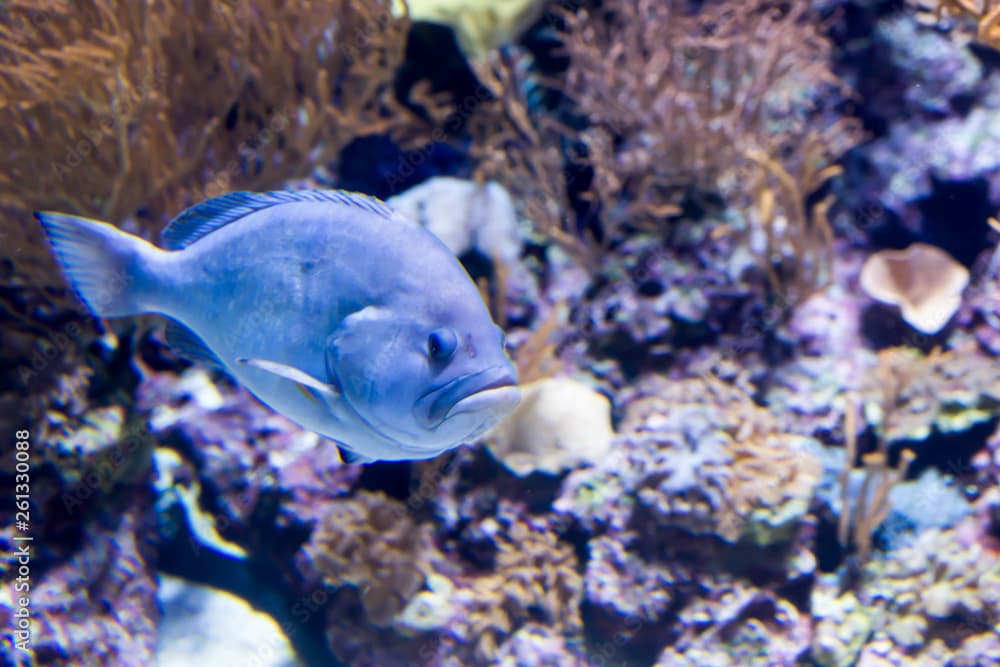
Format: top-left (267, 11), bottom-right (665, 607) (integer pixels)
top-left (0, 0), bottom-right (418, 289)
top-left (309, 495), bottom-right (584, 664)
top-left (470, 0), bottom-right (859, 307)
top-left (451, 513), bottom-right (584, 663)
top-left (556, 0), bottom-right (857, 228)
top-left (302, 491), bottom-right (434, 627)
top-left (625, 375), bottom-right (824, 546)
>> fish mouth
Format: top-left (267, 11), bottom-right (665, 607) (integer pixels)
top-left (418, 365), bottom-right (518, 428)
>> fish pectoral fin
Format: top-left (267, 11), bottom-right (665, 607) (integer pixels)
top-left (236, 358), bottom-right (339, 403)
top-left (337, 445), bottom-right (374, 465)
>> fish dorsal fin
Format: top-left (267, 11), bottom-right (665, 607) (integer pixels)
top-left (161, 190), bottom-right (402, 250)
top-left (165, 320), bottom-right (225, 370)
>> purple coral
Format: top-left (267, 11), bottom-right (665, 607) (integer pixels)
top-left (17, 492), bottom-right (157, 667)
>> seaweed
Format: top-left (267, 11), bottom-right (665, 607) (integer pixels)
top-left (469, 0), bottom-right (861, 309)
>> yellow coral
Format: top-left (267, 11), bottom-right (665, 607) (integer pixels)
top-left (394, 0), bottom-right (547, 59)
top-left (454, 517), bottom-right (583, 663)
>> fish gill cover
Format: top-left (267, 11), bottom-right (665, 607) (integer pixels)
top-left (0, 1), bottom-right (999, 667)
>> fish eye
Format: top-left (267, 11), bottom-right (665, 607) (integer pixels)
top-left (427, 328), bottom-right (458, 361)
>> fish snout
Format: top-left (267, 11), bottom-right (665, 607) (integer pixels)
top-left (418, 365), bottom-right (519, 428)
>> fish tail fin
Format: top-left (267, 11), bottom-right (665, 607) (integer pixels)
top-left (35, 211), bottom-right (166, 318)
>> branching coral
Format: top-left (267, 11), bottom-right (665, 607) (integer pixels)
top-left (0, 0), bottom-right (418, 287)
top-left (836, 396), bottom-right (916, 562)
top-left (557, 0), bottom-right (858, 239)
top-left (470, 0), bottom-right (859, 313)
top-left (468, 49), bottom-right (594, 265)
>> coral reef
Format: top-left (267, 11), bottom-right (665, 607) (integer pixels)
top-left (137, 355), bottom-right (362, 538)
top-left (5, 1), bottom-right (1000, 666)
top-left (558, 374), bottom-right (823, 546)
top-left (301, 491), bottom-right (433, 627)
top-left (860, 344), bottom-right (1000, 443)
top-left (0, 491), bottom-right (158, 667)
top-left (813, 520), bottom-right (1000, 667)
top-left (309, 497), bottom-right (584, 666)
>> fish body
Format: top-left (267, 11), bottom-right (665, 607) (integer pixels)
top-left (37, 190), bottom-right (520, 462)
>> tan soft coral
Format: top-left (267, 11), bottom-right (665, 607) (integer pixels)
top-left (302, 491), bottom-right (435, 627)
top-left (471, 0), bottom-right (859, 302)
top-left (861, 344), bottom-right (1000, 443)
top-left (449, 514), bottom-right (583, 663)
top-left (0, 0), bottom-right (417, 292)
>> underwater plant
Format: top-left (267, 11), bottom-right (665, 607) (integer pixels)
top-left (469, 0), bottom-right (861, 322)
top-left (0, 0), bottom-right (420, 293)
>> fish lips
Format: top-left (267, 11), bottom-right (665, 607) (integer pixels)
top-left (418, 365), bottom-right (519, 429)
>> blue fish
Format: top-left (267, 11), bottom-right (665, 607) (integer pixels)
top-left (37, 190), bottom-right (520, 462)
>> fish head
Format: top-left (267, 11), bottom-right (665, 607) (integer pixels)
top-left (328, 304), bottom-right (520, 455)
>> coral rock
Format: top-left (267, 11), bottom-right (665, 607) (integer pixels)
top-left (387, 177), bottom-right (523, 263)
top-left (1, 493), bottom-right (159, 667)
top-left (486, 377), bottom-right (615, 477)
top-left (559, 375), bottom-right (823, 546)
top-left (301, 491), bottom-right (433, 627)
top-left (394, 0), bottom-right (547, 59)
top-left (813, 520), bottom-right (1000, 666)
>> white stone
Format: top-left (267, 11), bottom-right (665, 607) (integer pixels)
top-left (487, 377), bottom-right (615, 476)
top-left (155, 574), bottom-right (301, 667)
top-left (388, 177), bottom-right (523, 263)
